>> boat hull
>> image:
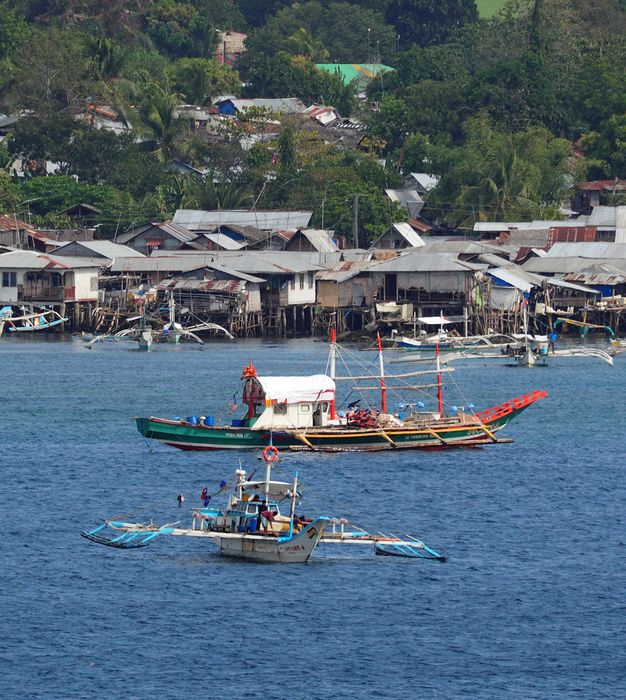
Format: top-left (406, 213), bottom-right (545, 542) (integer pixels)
top-left (218, 518), bottom-right (328, 563)
top-left (136, 391), bottom-right (546, 452)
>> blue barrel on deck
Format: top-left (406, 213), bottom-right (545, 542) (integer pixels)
top-left (187, 415), bottom-right (198, 426)
top-left (231, 418), bottom-right (245, 427)
top-left (205, 415), bottom-right (215, 427)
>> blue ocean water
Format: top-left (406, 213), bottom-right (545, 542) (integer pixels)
top-left (1, 336), bottom-right (625, 699)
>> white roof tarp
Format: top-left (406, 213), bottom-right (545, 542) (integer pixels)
top-left (256, 375), bottom-right (335, 403)
top-left (488, 267), bottom-right (534, 292)
top-left (417, 315), bottom-right (452, 325)
top-left (241, 481), bottom-right (292, 498)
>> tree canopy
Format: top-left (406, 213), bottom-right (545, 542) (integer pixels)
top-left (0, 0), bottom-right (623, 237)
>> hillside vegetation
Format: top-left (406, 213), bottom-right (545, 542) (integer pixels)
top-left (0, 0), bottom-right (624, 240)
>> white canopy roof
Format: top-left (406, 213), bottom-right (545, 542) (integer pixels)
top-left (256, 375), bottom-right (335, 403)
top-left (242, 481), bottom-right (292, 499)
top-left (418, 315), bottom-right (452, 325)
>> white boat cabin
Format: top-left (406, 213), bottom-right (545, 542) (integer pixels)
top-left (241, 364), bottom-right (335, 430)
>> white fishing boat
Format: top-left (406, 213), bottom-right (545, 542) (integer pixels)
top-left (84, 294), bottom-right (233, 350)
top-left (81, 449), bottom-right (446, 563)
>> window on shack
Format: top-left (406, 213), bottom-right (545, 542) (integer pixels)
top-left (2, 272), bottom-right (16, 287)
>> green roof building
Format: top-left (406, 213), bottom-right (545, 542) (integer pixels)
top-left (315, 63), bottom-right (394, 90)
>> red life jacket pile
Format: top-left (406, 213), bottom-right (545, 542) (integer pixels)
top-left (346, 408), bottom-right (380, 428)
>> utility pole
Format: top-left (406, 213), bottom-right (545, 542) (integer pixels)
top-left (352, 194), bottom-right (364, 249)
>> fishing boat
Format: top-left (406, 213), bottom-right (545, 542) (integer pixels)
top-left (85, 294), bottom-right (233, 350)
top-left (0, 305), bottom-right (67, 337)
top-left (136, 331), bottom-right (547, 452)
top-left (81, 451), bottom-right (446, 563)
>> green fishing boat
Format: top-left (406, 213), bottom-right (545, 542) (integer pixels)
top-left (136, 332), bottom-right (547, 453)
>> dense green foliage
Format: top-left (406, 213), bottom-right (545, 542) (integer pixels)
top-left (0, 0), bottom-right (623, 240)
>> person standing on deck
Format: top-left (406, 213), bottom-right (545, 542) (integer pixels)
top-left (548, 331), bottom-right (558, 353)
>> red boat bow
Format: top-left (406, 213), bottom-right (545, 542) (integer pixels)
top-left (475, 390), bottom-right (548, 424)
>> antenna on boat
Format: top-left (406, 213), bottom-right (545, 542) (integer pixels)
top-left (436, 343), bottom-right (443, 416)
top-left (376, 332), bottom-right (387, 414)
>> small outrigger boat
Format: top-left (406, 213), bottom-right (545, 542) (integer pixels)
top-left (136, 331), bottom-right (547, 452)
top-left (85, 293), bottom-right (233, 350)
top-left (81, 451), bottom-right (446, 563)
top-left (0, 305), bottom-right (67, 337)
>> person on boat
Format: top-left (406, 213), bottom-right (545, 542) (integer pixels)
top-left (256, 500), bottom-right (267, 532)
top-left (548, 331), bottom-right (558, 353)
top-left (177, 494), bottom-right (185, 508)
top-left (260, 508), bottom-right (275, 532)
top-left (201, 487), bottom-right (211, 507)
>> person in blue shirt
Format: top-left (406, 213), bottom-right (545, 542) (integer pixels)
top-left (548, 331), bottom-right (558, 353)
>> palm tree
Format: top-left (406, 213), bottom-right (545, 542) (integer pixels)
top-left (285, 28), bottom-right (330, 62)
top-left (139, 87), bottom-right (190, 163)
top-left (192, 180), bottom-right (252, 211)
top-left (455, 136), bottom-right (539, 225)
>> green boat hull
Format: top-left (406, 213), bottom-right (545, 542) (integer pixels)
top-left (135, 393), bottom-right (543, 452)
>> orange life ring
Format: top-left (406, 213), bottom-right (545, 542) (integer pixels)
top-left (263, 445), bottom-right (279, 462)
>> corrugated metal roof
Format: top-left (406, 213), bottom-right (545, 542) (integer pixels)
top-left (488, 266), bottom-right (534, 291)
top-left (0, 250), bottom-right (51, 269)
top-left (489, 265), bottom-right (598, 293)
top-left (317, 260), bottom-right (372, 282)
top-left (205, 262), bottom-right (265, 283)
top-left (370, 251), bottom-right (478, 273)
top-left (297, 229), bottom-right (339, 253)
top-left (201, 233), bottom-right (246, 250)
top-left (385, 189), bottom-right (424, 216)
top-left (0, 250), bottom-right (101, 270)
top-left (407, 173), bottom-right (440, 191)
top-left (46, 255), bottom-right (104, 269)
top-left (564, 271), bottom-right (626, 285)
top-left (580, 180), bottom-right (626, 191)
top-left (391, 222), bottom-right (424, 248)
top-left (226, 98), bottom-right (305, 114)
top-left (0, 215), bottom-right (36, 232)
top-left (167, 279), bottom-right (245, 293)
top-left (109, 256), bottom-right (214, 273)
top-left (54, 241), bottom-right (144, 258)
top-left (173, 209), bottom-right (313, 231)
top-left (524, 257), bottom-right (593, 274)
top-left (587, 206), bottom-right (618, 228)
top-left (544, 242), bottom-right (626, 258)
top-left (108, 252), bottom-right (328, 276)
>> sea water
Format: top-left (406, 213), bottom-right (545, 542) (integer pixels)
top-left (1, 336), bottom-right (625, 699)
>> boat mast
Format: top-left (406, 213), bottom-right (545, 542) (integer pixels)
top-left (377, 332), bottom-right (387, 414)
top-left (329, 327), bottom-right (336, 419)
top-left (436, 343), bottom-right (443, 416)
top-left (264, 444), bottom-right (272, 502)
top-left (168, 290), bottom-right (175, 326)
top-left (289, 471), bottom-right (298, 537)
